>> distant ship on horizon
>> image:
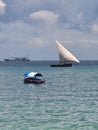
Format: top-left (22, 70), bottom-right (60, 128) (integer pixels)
top-left (4, 57), bottom-right (30, 62)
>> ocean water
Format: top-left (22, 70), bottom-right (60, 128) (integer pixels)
top-left (0, 61), bottom-right (98, 130)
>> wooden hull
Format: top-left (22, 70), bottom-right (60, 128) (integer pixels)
top-left (50, 63), bottom-right (72, 67)
top-left (24, 78), bottom-right (45, 84)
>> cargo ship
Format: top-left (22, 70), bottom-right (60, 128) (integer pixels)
top-left (4, 57), bottom-right (30, 62)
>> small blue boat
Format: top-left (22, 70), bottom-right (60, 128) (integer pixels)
top-left (23, 72), bottom-right (45, 84)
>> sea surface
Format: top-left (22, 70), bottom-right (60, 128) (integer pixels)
top-left (0, 61), bottom-right (98, 130)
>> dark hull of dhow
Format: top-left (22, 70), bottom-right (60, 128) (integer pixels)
top-left (50, 63), bottom-right (72, 67)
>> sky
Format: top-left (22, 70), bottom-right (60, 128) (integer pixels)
top-left (0, 0), bottom-right (98, 60)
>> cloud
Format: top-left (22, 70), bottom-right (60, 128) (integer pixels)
top-left (90, 18), bottom-right (98, 33)
top-left (57, 0), bottom-right (98, 31)
top-left (28, 37), bottom-right (46, 46)
top-left (30, 10), bottom-right (59, 24)
top-left (0, 0), bottom-right (6, 15)
top-left (0, 20), bottom-right (33, 45)
top-left (1, 0), bottom-right (98, 60)
top-left (91, 24), bottom-right (98, 33)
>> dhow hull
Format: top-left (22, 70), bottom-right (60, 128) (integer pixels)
top-left (50, 63), bottom-right (72, 67)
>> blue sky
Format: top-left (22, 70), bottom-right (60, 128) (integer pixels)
top-left (0, 0), bottom-right (98, 60)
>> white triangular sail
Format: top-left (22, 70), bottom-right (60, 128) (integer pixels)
top-left (56, 40), bottom-right (80, 64)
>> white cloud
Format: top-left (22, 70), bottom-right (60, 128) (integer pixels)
top-left (30, 10), bottom-right (59, 24)
top-left (28, 37), bottom-right (47, 47)
top-left (0, 0), bottom-right (6, 15)
top-left (91, 24), bottom-right (98, 33)
top-left (1, 0), bottom-right (98, 60)
top-left (58, 0), bottom-right (98, 31)
top-left (0, 20), bottom-right (33, 45)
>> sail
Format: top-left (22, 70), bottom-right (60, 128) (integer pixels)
top-left (56, 40), bottom-right (80, 64)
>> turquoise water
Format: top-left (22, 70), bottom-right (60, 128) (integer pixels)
top-left (0, 62), bottom-right (98, 130)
